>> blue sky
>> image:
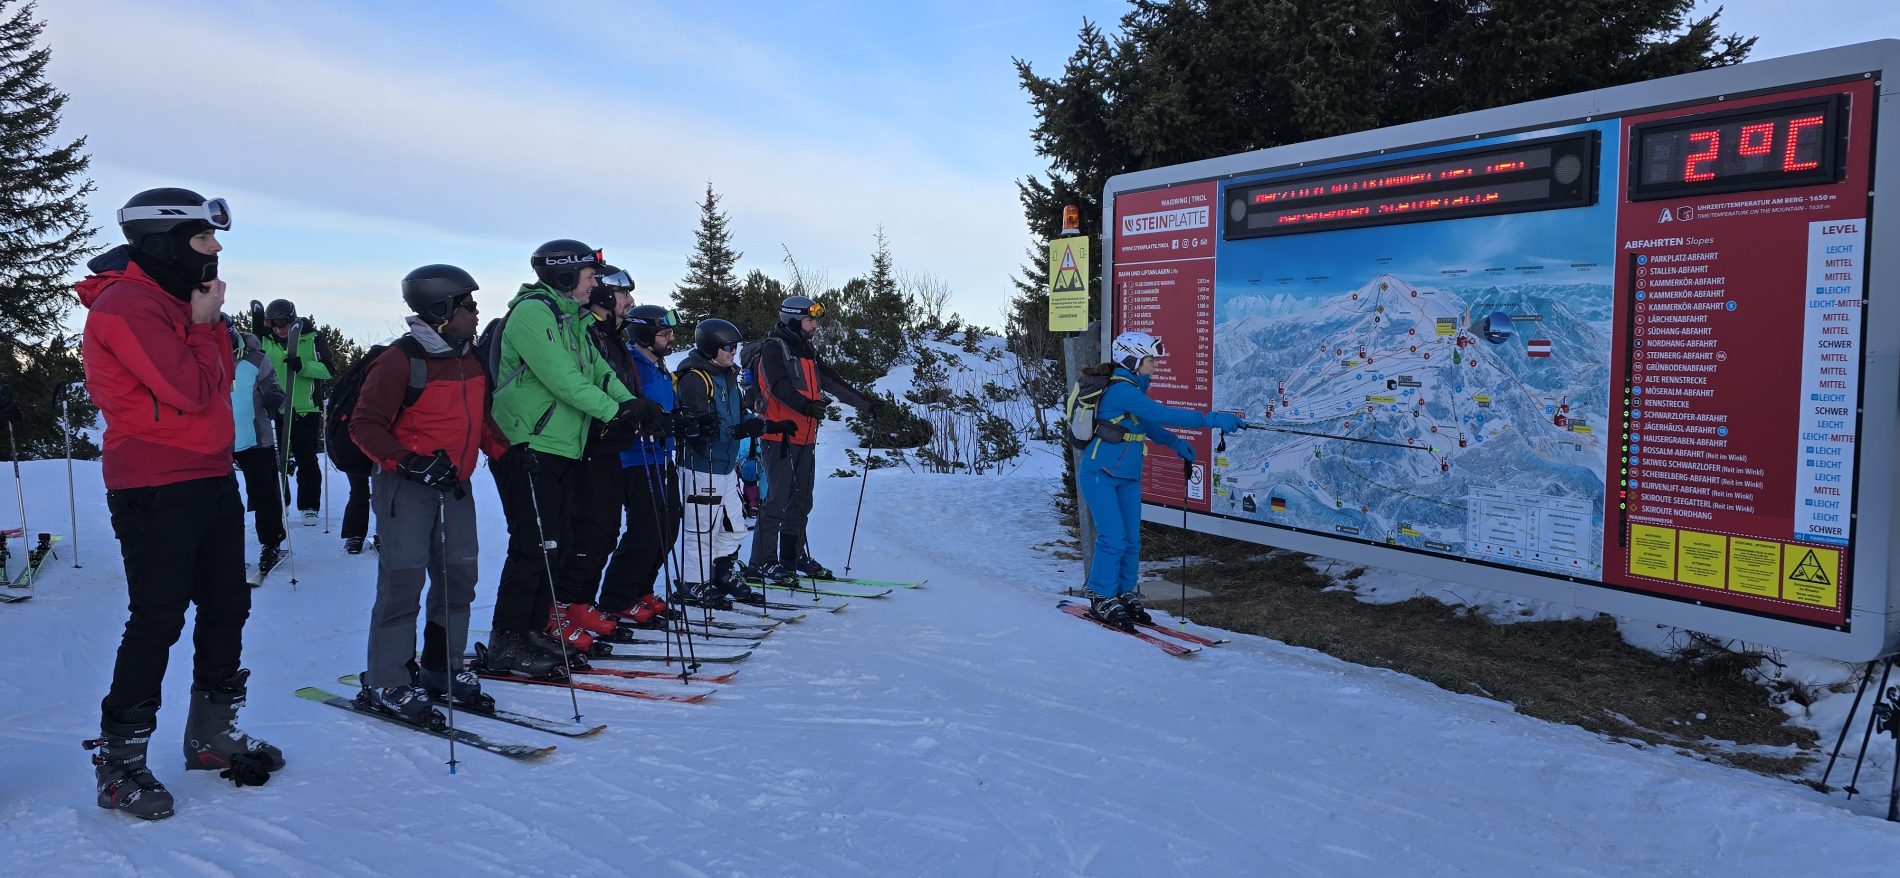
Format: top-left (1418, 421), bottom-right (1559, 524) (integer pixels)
top-left (38, 1), bottom-right (1899, 342)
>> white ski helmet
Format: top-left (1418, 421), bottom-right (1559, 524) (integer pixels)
top-left (1110, 331), bottom-right (1166, 371)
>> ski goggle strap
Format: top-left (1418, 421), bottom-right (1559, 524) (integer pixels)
top-left (116, 197), bottom-right (232, 230)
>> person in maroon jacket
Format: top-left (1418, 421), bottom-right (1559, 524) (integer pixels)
top-left (347, 264), bottom-right (515, 726)
top-left (78, 188), bottom-right (284, 822)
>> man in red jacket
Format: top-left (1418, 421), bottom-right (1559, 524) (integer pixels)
top-left (348, 265), bottom-right (514, 726)
top-left (78, 188), bottom-right (284, 822)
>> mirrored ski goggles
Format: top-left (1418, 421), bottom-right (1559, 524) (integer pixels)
top-left (1150, 337), bottom-right (1167, 358)
top-left (117, 197), bottom-right (232, 231)
top-left (596, 269), bottom-right (637, 291)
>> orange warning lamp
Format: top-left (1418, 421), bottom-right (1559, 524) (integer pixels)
top-left (1060, 205), bottom-right (1081, 237)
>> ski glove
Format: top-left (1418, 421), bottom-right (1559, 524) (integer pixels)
top-left (730, 418), bottom-right (767, 440)
top-left (501, 442), bottom-right (539, 474)
top-left (399, 450), bottom-right (459, 492)
top-left (0, 385), bottom-right (18, 424)
top-left (801, 397), bottom-right (829, 418)
top-left (285, 355), bottom-right (303, 373)
top-left (1209, 412), bottom-right (1245, 432)
top-left (1177, 445), bottom-right (1197, 464)
top-left (220, 752), bottom-right (275, 788)
top-left (767, 419), bottom-right (798, 436)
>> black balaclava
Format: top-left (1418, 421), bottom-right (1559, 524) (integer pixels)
top-left (129, 221), bottom-right (218, 300)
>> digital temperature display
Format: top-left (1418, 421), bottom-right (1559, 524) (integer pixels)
top-left (1225, 132), bottom-right (1598, 240)
top-left (1627, 95), bottom-right (1846, 201)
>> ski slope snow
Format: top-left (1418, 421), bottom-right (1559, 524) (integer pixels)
top-left (4, 423), bottom-right (1900, 876)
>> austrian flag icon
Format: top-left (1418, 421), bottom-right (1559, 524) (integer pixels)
top-left (1526, 339), bottom-right (1552, 358)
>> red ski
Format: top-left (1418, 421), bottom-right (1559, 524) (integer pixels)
top-left (576, 666), bottom-right (738, 685)
top-left (1058, 601), bottom-right (1199, 657)
top-left (1136, 619), bottom-right (1229, 647)
top-left (475, 672), bottom-right (713, 704)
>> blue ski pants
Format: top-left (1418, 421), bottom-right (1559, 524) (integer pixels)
top-left (1079, 466), bottom-right (1143, 599)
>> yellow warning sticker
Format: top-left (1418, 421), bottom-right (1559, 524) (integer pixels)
top-left (1677, 531), bottom-right (1726, 589)
top-left (1629, 524), bottom-right (1676, 579)
top-left (1783, 546), bottom-right (1839, 607)
top-left (1727, 538), bottom-right (1781, 597)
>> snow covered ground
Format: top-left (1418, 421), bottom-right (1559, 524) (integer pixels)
top-left (6, 421), bottom-right (1900, 876)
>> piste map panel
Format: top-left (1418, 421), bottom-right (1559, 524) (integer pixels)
top-left (1116, 77), bottom-right (1874, 628)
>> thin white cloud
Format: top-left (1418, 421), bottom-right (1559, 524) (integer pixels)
top-left (45, 2), bottom-right (1033, 342)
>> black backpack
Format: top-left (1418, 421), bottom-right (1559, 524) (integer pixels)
top-left (325, 335), bottom-right (428, 476)
top-left (475, 293), bottom-right (563, 388)
top-left (737, 336), bottom-right (788, 414)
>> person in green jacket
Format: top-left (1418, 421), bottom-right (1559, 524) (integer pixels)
top-left (478, 239), bottom-right (656, 677)
top-left (258, 298), bottom-right (334, 526)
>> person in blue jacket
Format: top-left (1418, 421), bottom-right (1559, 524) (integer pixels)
top-left (227, 320), bottom-right (288, 573)
top-left (601, 304), bottom-right (685, 626)
top-left (1078, 331), bottom-right (1244, 631)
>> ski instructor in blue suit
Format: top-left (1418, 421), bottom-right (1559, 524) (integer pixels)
top-left (1077, 331), bottom-right (1244, 632)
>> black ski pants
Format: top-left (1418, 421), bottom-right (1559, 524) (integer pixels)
top-left (101, 475), bottom-right (250, 716)
top-left (555, 451), bottom-right (624, 608)
top-left (342, 468), bottom-right (370, 541)
top-left (289, 411), bottom-right (322, 512)
top-left (233, 446), bottom-right (286, 549)
top-left (601, 462), bottom-right (680, 611)
top-left (748, 439), bottom-right (817, 566)
top-left (489, 449), bottom-right (577, 636)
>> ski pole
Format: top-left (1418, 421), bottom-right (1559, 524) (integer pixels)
top-left (7, 422), bottom-right (26, 550)
top-left (279, 407), bottom-right (298, 590)
top-left (437, 489), bottom-right (458, 774)
top-left (523, 459), bottom-right (582, 722)
top-left (641, 441), bottom-right (697, 679)
top-left (1847, 658), bottom-right (1894, 799)
top-left (322, 399), bottom-right (332, 535)
top-left (62, 386), bottom-right (80, 568)
top-left (842, 435), bottom-right (874, 577)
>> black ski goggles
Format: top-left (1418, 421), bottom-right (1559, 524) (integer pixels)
top-left (596, 268), bottom-right (636, 292)
top-left (117, 197), bottom-right (232, 231)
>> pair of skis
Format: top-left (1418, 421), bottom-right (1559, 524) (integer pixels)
top-left (1, 530), bottom-right (60, 603)
top-left (1057, 600), bottom-right (1230, 657)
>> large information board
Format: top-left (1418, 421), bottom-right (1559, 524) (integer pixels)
top-left (1103, 42), bottom-right (1900, 660)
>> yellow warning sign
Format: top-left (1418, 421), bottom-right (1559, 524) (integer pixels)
top-left (1047, 238), bottom-right (1089, 332)
top-left (1677, 531), bottom-right (1726, 590)
top-left (1629, 524), bottom-right (1676, 579)
top-left (1727, 537), bottom-right (1781, 597)
top-left (1783, 546), bottom-right (1839, 607)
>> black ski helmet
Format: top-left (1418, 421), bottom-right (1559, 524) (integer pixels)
top-left (402, 264), bottom-right (480, 325)
top-left (779, 295), bottom-right (821, 329)
top-left (694, 318), bottom-right (741, 358)
top-left (588, 262), bottom-right (631, 313)
top-left (263, 299), bottom-right (297, 323)
top-left (116, 188), bottom-right (229, 295)
top-left (530, 239), bottom-right (601, 293)
top-left (117, 187), bottom-right (230, 245)
top-left (627, 304), bottom-right (679, 348)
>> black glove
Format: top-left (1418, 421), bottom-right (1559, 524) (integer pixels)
top-left (0, 385), bottom-right (19, 425)
top-left (285, 355), bottom-right (303, 373)
top-left (501, 442), bottom-right (539, 474)
top-left (730, 419), bottom-right (767, 439)
top-left (637, 400), bottom-right (666, 438)
top-left (399, 450), bottom-right (459, 492)
top-left (801, 397), bottom-right (829, 419)
top-left (768, 419), bottom-right (798, 436)
top-left (218, 752), bottom-right (275, 788)
top-left (607, 399), bottom-right (649, 430)
top-left (651, 412), bottom-right (676, 441)
top-left (697, 411), bottom-right (722, 436)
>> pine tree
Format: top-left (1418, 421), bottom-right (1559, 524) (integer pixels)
top-left (0, 0), bottom-right (98, 460)
top-left (673, 182), bottom-right (742, 327)
top-left (831, 227), bottom-right (911, 385)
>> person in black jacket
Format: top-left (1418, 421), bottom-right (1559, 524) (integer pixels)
top-left (745, 296), bottom-right (882, 583)
top-left (547, 266), bottom-right (663, 652)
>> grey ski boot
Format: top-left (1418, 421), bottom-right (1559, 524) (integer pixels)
top-left (183, 669), bottom-right (285, 785)
top-left (84, 699), bottom-right (175, 820)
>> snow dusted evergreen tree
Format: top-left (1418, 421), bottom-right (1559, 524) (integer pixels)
top-left (673, 182), bottom-right (742, 327)
top-left (0, 0), bottom-right (99, 459)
